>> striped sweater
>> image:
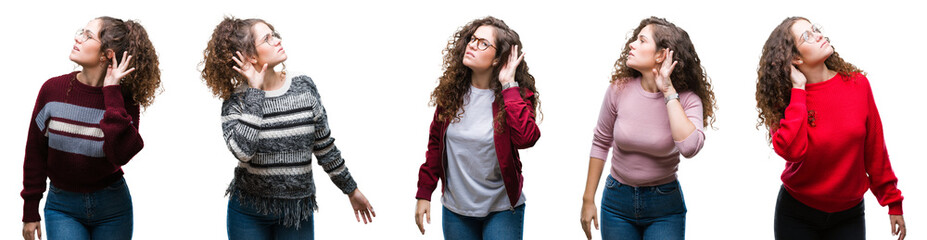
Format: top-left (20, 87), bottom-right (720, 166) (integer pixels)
top-left (21, 71), bottom-right (143, 222)
top-left (222, 74), bottom-right (357, 228)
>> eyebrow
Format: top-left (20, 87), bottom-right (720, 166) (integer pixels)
top-left (638, 34), bottom-right (648, 40)
top-left (472, 34), bottom-right (492, 43)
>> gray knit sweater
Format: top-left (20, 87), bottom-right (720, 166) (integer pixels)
top-left (222, 74), bottom-right (357, 228)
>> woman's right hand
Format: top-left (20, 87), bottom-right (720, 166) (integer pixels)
top-left (22, 221), bottom-right (41, 240)
top-left (580, 200), bottom-right (599, 240)
top-left (231, 51), bottom-right (268, 90)
top-left (790, 64), bottom-right (807, 90)
top-left (414, 199), bottom-right (431, 235)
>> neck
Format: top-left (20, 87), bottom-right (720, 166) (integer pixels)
top-left (799, 62), bottom-right (836, 85)
top-left (470, 69), bottom-right (493, 89)
top-left (77, 65), bottom-right (106, 87)
top-left (639, 69), bottom-right (659, 93)
top-left (261, 67), bottom-right (285, 91)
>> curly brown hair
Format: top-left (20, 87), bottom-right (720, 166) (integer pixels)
top-left (95, 16), bottom-right (162, 108)
top-left (756, 17), bottom-right (863, 137)
top-left (431, 16), bottom-right (541, 129)
top-left (201, 16), bottom-right (277, 100)
top-left (610, 16), bottom-right (716, 127)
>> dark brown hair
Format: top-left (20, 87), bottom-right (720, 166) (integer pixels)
top-left (96, 16), bottom-right (161, 108)
top-left (201, 16), bottom-right (277, 100)
top-left (611, 16), bottom-right (716, 127)
top-left (756, 17), bottom-right (863, 137)
top-left (431, 16), bottom-right (541, 128)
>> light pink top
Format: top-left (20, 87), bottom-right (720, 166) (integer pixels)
top-left (590, 77), bottom-right (705, 186)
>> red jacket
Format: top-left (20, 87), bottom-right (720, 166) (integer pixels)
top-left (416, 87), bottom-right (540, 208)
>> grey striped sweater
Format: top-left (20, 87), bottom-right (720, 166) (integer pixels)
top-left (222, 74), bottom-right (356, 228)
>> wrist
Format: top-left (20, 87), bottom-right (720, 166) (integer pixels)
top-left (502, 81), bottom-right (519, 89)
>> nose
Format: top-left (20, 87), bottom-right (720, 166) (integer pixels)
top-left (467, 40), bottom-right (477, 50)
top-left (813, 32), bottom-right (825, 43)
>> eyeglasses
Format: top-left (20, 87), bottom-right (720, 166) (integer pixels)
top-left (468, 35), bottom-right (495, 51)
top-left (75, 29), bottom-right (99, 44)
top-left (799, 24), bottom-right (824, 45)
top-left (258, 32), bottom-right (282, 46)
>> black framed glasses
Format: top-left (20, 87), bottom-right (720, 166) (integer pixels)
top-left (468, 35), bottom-right (495, 51)
top-left (75, 29), bottom-right (99, 44)
top-left (799, 24), bottom-right (823, 45)
top-left (258, 32), bottom-right (282, 46)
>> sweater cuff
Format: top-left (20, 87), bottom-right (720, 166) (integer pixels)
top-left (888, 202), bottom-right (903, 215)
top-left (415, 187), bottom-right (434, 202)
top-left (23, 199), bottom-right (40, 222)
top-left (102, 85), bottom-right (126, 110)
top-left (501, 87), bottom-right (522, 103)
top-left (789, 88), bottom-right (807, 105)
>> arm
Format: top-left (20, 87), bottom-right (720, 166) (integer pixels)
top-left (310, 100), bottom-right (357, 194)
top-left (580, 157), bottom-right (606, 240)
top-left (861, 81), bottom-right (903, 214)
top-left (415, 108), bottom-right (445, 235)
top-left (502, 87), bottom-right (540, 149)
top-left (771, 88), bottom-right (809, 162)
top-left (667, 93), bottom-right (705, 158)
top-left (581, 85), bottom-right (619, 239)
top-left (99, 86), bottom-right (143, 166)
top-left (221, 89), bottom-right (265, 162)
top-left (22, 89), bottom-right (49, 223)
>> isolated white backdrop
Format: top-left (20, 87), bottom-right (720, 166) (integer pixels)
top-left (0, 0), bottom-right (923, 239)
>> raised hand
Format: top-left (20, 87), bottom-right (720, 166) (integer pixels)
top-left (790, 64), bottom-right (807, 90)
top-left (651, 48), bottom-right (678, 95)
top-left (348, 189), bottom-right (376, 224)
top-left (498, 45), bottom-right (525, 85)
top-left (103, 51), bottom-right (136, 86)
top-left (231, 51), bottom-right (268, 90)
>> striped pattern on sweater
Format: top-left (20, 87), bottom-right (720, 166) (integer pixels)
top-left (221, 74), bottom-right (356, 228)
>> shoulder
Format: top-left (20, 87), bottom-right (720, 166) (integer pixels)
top-left (36, 72), bottom-right (78, 100)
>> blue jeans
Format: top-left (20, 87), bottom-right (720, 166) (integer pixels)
top-left (774, 185), bottom-right (865, 240)
top-left (227, 194), bottom-right (314, 240)
top-left (442, 204), bottom-right (525, 240)
top-left (44, 177), bottom-right (133, 240)
top-left (600, 176), bottom-right (686, 240)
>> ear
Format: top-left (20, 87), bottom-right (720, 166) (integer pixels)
top-left (101, 49), bottom-right (115, 62)
top-left (654, 48), bottom-right (666, 63)
top-left (791, 56), bottom-right (803, 66)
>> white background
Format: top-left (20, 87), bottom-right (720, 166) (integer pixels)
top-left (1, 0), bottom-right (923, 239)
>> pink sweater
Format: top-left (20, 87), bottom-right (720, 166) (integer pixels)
top-left (590, 78), bottom-right (705, 186)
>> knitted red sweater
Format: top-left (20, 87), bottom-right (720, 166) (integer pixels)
top-left (773, 73), bottom-right (903, 215)
top-left (21, 72), bottom-right (143, 222)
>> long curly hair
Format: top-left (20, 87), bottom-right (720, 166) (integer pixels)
top-left (430, 16), bottom-right (541, 129)
top-left (610, 16), bottom-right (716, 127)
top-left (201, 16), bottom-right (277, 100)
top-left (96, 16), bottom-right (161, 108)
top-left (756, 17), bottom-right (864, 137)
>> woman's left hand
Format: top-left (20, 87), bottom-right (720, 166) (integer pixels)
top-left (103, 51), bottom-right (136, 86)
top-left (498, 45), bottom-right (525, 85)
top-left (891, 214), bottom-right (906, 240)
top-left (348, 189), bottom-right (376, 224)
top-left (652, 48), bottom-right (678, 95)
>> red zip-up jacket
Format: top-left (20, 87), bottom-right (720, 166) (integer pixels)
top-left (416, 87), bottom-right (540, 208)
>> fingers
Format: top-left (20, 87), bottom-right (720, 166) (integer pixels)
top-left (355, 209), bottom-right (361, 223)
top-left (36, 225), bottom-right (42, 240)
top-left (415, 210), bottom-right (425, 234)
top-left (892, 219), bottom-right (898, 235)
top-left (581, 218), bottom-right (592, 240)
top-left (425, 207), bottom-right (430, 224)
top-left (364, 205), bottom-right (374, 223)
top-left (593, 215), bottom-right (599, 230)
top-left (232, 66), bottom-right (243, 75)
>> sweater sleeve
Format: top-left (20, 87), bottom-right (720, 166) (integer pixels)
top-left (772, 88), bottom-right (809, 162)
top-left (99, 86), bottom-right (143, 166)
top-left (861, 80), bottom-right (903, 215)
top-left (502, 87), bottom-right (540, 149)
top-left (416, 108), bottom-right (444, 201)
top-left (590, 84), bottom-right (618, 161)
top-left (21, 87), bottom-right (49, 223)
top-left (309, 88), bottom-right (357, 194)
top-left (221, 88), bottom-right (265, 162)
top-left (674, 93), bottom-right (705, 158)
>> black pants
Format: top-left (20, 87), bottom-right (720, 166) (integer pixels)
top-left (774, 185), bottom-right (865, 240)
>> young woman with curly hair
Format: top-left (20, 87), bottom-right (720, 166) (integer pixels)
top-left (579, 16), bottom-right (716, 240)
top-left (414, 16), bottom-right (540, 239)
top-left (200, 16), bottom-right (374, 239)
top-left (756, 17), bottom-right (906, 240)
top-left (20, 16), bottom-right (160, 240)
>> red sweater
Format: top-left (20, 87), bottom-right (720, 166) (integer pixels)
top-left (416, 87), bottom-right (540, 207)
top-left (773, 73), bottom-right (903, 215)
top-left (21, 72), bottom-right (143, 222)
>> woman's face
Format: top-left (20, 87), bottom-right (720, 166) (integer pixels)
top-left (626, 25), bottom-right (662, 72)
top-left (462, 25), bottom-right (497, 72)
top-left (69, 19), bottom-right (104, 67)
top-left (791, 20), bottom-right (833, 66)
top-left (251, 22), bottom-right (287, 67)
